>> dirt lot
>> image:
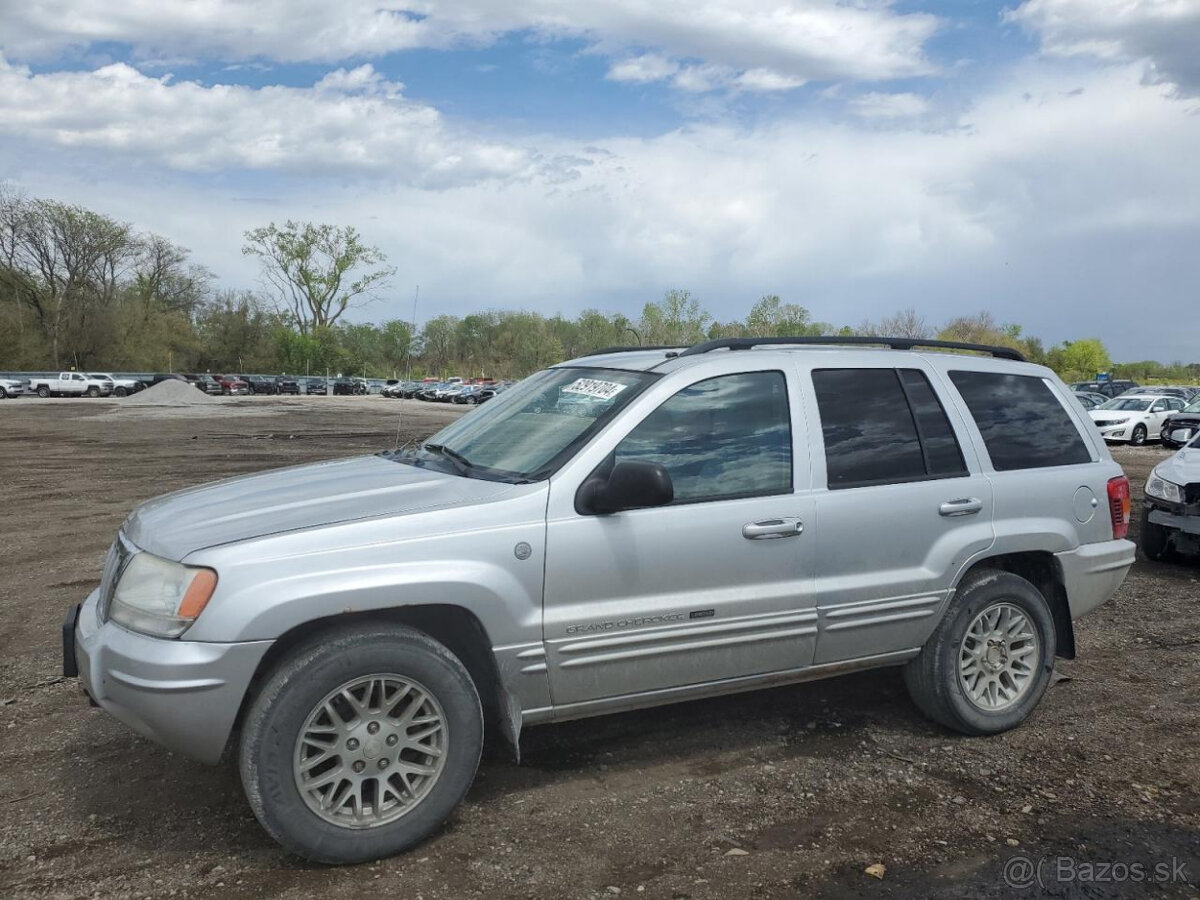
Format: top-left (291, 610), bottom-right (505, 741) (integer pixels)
top-left (1, 396), bottom-right (1197, 899)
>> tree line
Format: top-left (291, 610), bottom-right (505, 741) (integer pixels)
top-left (2, 190), bottom-right (1195, 384)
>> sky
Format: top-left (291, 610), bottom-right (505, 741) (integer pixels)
top-left (1, 0), bottom-right (1198, 362)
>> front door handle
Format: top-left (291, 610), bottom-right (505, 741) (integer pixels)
top-left (742, 518), bottom-right (803, 540)
top-left (939, 498), bottom-right (983, 517)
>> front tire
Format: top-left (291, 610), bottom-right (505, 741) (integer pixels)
top-left (239, 624), bottom-right (483, 864)
top-left (904, 570), bottom-right (1055, 735)
top-left (114, 386), bottom-right (128, 397)
top-left (1140, 509), bottom-right (1174, 562)
top-left (1131, 424), bottom-right (1148, 446)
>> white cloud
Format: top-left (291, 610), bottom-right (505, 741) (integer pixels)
top-left (0, 57), bottom-right (533, 187)
top-left (849, 92), bottom-right (931, 118)
top-left (1, 1), bottom-right (939, 89)
top-left (5, 61), bottom-right (1196, 360)
top-left (1008, 0), bottom-right (1200, 93)
top-left (606, 54), bottom-right (680, 84)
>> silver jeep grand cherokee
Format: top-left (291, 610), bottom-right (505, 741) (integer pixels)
top-left (63, 336), bottom-right (1135, 863)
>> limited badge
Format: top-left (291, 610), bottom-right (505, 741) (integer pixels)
top-left (514, 541), bottom-right (532, 560)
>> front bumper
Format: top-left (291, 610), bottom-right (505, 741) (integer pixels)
top-left (1094, 422), bottom-right (1132, 441)
top-left (65, 589), bottom-right (273, 764)
top-left (1145, 497), bottom-right (1200, 535)
top-left (1055, 539), bottom-right (1136, 619)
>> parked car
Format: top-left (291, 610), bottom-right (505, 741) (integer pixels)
top-left (0, 375), bottom-right (27, 398)
top-left (1072, 391), bottom-right (1108, 411)
top-left (452, 385), bottom-right (485, 404)
top-left (1141, 433), bottom-right (1200, 561)
top-left (1160, 397), bottom-right (1200, 448)
top-left (217, 375), bottom-right (250, 396)
top-left (1089, 394), bottom-right (1187, 445)
top-left (191, 375), bottom-right (223, 395)
top-left (331, 378), bottom-right (365, 395)
top-left (64, 336), bottom-right (1134, 863)
top-left (144, 373), bottom-right (190, 389)
top-left (87, 372), bottom-right (142, 397)
top-left (28, 372), bottom-right (112, 398)
top-left (1070, 379), bottom-right (1137, 398)
top-left (236, 374), bottom-right (279, 395)
top-left (305, 378), bottom-right (328, 396)
top-left (277, 376), bottom-right (301, 395)
top-left (1116, 386), bottom-right (1193, 401)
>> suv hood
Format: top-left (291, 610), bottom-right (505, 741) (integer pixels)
top-left (124, 455), bottom-right (516, 560)
top-left (1157, 444), bottom-right (1200, 485)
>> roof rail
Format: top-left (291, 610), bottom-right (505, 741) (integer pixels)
top-left (585, 345), bottom-right (686, 356)
top-left (674, 335), bottom-right (1026, 362)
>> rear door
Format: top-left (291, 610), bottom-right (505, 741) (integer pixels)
top-left (801, 362), bottom-right (996, 665)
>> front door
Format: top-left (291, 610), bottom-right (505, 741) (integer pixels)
top-left (542, 367), bottom-right (817, 708)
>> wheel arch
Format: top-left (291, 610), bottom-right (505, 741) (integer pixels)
top-left (954, 551), bottom-right (1075, 659)
top-left (228, 604), bottom-right (521, 762)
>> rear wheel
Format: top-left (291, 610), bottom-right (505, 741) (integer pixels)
top-left (239, 624), bottom-right (483, 864)
top-left (905, 570), bottom-right (1055, 735)
top-left (37, 386), bottom-right (50, 398)
top-left (1140, 509), bottom-right (1175, 562)
top-left (86, 386), bottom-right (100, 398)
top-left (1131, 424), bottom-right (1148, 446)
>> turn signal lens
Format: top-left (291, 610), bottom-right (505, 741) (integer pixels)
top-left (1107, 476), bottom-right (1131, 540)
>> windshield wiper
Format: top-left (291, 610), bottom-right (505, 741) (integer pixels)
top-left (423, 442), bottom-right (475, 477)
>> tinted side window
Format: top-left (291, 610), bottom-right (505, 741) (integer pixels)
top-left (898, 370), bottom-right (968, 477)
top-left (949, 371), bottom-right (1091, 471)
top-left (813, 369), bottom-right (927, 488)
top-left (614, 371), bottom-right (791, 504)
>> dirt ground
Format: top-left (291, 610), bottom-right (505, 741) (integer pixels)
top-left (1, 395), bottom-right (1197, 899)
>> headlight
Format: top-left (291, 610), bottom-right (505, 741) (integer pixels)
top-left (109, 552), bottom-right (217, 638)
top-left (1145, 469), bottom-right (1184, 504)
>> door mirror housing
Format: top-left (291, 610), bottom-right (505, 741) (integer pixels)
top-left (578, 461), bottom-right (674, 515)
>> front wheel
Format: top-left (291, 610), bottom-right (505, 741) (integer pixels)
top-left (239, 624), bottom-right (483, 864)
top-left (1131, 424), bottom-right (1148, 446)
top-left (904, 570), bottom-right (1055, 735)
top-left (114, 386), bottom-right (128, 397)
top-left (1141, 509), bottom-right (1175, 562)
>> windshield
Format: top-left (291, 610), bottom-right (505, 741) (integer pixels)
top-left (1183, 398), bottom-right (1200, 413)
top-left (1099, 398), bottom-right (1151, 411)
top-left (410, 367), bottom-right (656, 481)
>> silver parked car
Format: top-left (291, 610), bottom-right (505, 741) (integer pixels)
top-left (63, 336), bottom-right (1135, 863)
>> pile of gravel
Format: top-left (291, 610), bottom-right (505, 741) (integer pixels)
top-left (120, 379), bottom-right (219, 407)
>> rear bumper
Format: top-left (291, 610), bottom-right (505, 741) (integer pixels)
top-left (1055, 539), bottom-right (1136, 619)
top-left (67, 589), bottom-right (273, 764)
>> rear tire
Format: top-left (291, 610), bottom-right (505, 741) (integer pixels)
top-left (1131, 425), bottom-right (1148, 446)
top-left (904, 569), bottom-right (1055, 735)
top-left (1140, 510), bottom-right (1175, 562)
top-left (86, 386), bottom-right (100, 398)
top-left (239, 624), bottom-right (483, 864)
top-left (37, 386), bottom-right (50, 398)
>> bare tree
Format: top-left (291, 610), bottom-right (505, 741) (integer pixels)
top-left (877, 307), bottom-right (931, 339)
top-left (242, 221), bottom-right (395, 335)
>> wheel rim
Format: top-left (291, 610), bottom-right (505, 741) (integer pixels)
top-left (293, 674), bottom-right (448, 829)
top-left (957, 603), bottom-right (1040, 712)
top-left (1133, 427), bottom-right (1146, 445)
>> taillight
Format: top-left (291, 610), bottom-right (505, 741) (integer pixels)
top-left (1108, 476), bottom-right (1131, 540)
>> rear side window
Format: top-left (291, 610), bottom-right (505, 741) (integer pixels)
top-left (949, 371), bottom-right (1091, 471)
top-left (813, 368), bottom-right (967, 489)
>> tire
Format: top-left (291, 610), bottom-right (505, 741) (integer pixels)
top-left (86, 386), bottom-right (100, 398)
top-left (904, 569), bottom-right (1056, 736)
top-left (1140, 509), bottom-right (1175, 562)
top-left (239, 624), bottom-right (484, 864)
top-left (37, 386), bottom-right (50, 398)
top-left (0, 387), bottom-right (7, 399)
top-left (1131, 425), bottom-right (1147, 446)
top-left (114, 386), bottom-right (128, 398)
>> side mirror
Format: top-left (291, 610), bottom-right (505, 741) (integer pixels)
top-left (578, 461), bottom-right (674, 515)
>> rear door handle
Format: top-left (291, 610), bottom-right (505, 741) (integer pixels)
top-left (742, 518), bottom-right (803, 540)
top-left (939, 498), bottom-right (983, 517)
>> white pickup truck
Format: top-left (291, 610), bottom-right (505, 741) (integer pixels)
top-left (28, 372), bottom-right (113, 398)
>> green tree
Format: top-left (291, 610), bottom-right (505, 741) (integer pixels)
top-left (242, 221), bottom-right (395, 335)
top-left (639, 289), bottom-right (711, 345)
top-left (745, 295), bottom-right (814, 336)
top-left (1046, 339), bottom-right (1111, 382)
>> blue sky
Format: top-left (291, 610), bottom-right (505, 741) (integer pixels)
top-left (2, 0), bottom-right (1199, 361)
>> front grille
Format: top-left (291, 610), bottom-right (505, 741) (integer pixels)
top-left (1094, 419), bottom-right (1118, 428)
top-left (97, 534), bottom-right (134, 622)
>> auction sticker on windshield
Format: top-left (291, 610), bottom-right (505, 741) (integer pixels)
top-left (561, 378), bottom-right (628, 401)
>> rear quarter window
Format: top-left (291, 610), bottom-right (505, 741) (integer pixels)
top-left (949, 371), bottom-right (1092, 471)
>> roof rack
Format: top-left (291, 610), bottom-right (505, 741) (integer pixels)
top-left (673, 336), bottom-right (1026, 362)
top-left (586, 345), bottom-right (686, 356)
